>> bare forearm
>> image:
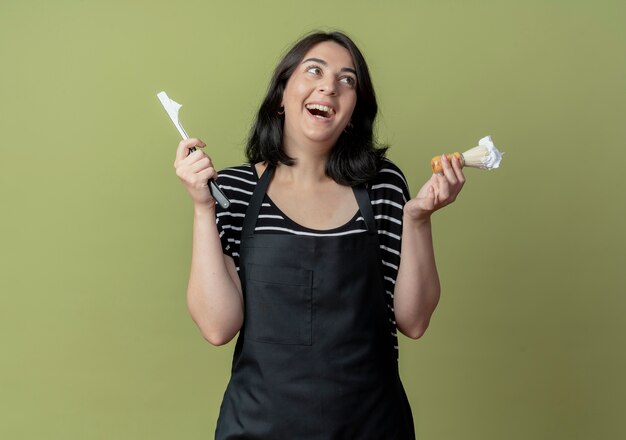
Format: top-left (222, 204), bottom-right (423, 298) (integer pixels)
top-left (186, 206), bottom-right (243, 345)
top-left (394, 216), bottom-right (441, 339)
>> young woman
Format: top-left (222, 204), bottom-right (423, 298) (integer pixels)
top-left (174, 31), bottom-right (465, 439)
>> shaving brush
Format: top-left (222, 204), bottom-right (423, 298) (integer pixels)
top-left (431, 135), bottom-right (503, 174)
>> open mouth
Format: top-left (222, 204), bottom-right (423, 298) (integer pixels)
top-left (305, 103), bottom-right (335, 119)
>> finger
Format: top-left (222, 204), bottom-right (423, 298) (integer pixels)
top-left (191, 168), bottom-right (217, 188)
top-left (187, 148), bottom-right (209, 162)
top-left (428, 175), bottom-right (441, 203)
top-left (199, 166), bottom-right (218, 182)
top-left (415, 175), bottom-right (435, 199)
top-left (175, 138), bottom-right (207, 164)
top-left (435, 172), bottom-right (450, 202)
top-left (189, 156), bottom-right (213, 174)
top-left (440, 153), bottom-right (458, 185)
top-left (177, 149), bottom-right (210, 171)
top-left (176, 162), bottom-right (216, 188)
top-left (423, 186), bottom-right (436, 211)
top-left (450, 155), bottom-right (465, 185)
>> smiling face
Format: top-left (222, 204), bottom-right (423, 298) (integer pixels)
top-left (280, 41), bottom-right (358, 157)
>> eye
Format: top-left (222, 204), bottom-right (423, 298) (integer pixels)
top-left (306, 65), bottom-right (322, 75)
top-left (340, 76), bottom-right (356, 87)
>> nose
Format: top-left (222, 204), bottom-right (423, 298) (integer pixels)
top-left (318, 78), bottom-right (337, 95)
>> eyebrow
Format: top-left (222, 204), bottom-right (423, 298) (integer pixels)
top-left (302, 57), bottom-right (357, 75)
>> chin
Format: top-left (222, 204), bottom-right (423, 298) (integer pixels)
top-left (301, 125), bottom-right (344, 145)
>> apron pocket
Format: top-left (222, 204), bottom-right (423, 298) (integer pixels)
top-left (244, 263), bottom-right (313, 345)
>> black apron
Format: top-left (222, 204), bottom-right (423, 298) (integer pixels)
top-left (216, 165), bottom-right (415, 439)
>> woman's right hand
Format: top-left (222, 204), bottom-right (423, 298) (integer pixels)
top-left (174, 138), bottom-right (217, 210)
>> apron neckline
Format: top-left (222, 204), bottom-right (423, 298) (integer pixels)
top-left (243, 163), bottom-right (377, 238)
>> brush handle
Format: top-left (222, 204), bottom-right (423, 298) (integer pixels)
top-left (431, 152), bottom-right (464, 174)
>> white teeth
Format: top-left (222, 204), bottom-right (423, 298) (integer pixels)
top-left (305, 103), bottom-right (335, 115)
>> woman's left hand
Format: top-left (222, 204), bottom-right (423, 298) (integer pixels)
top-left (404, 153), bottom-right (465, 223)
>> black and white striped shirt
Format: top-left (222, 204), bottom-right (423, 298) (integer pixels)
top-left (214, 160), bottom-right (411, 357)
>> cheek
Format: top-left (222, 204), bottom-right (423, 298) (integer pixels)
top-left (282, 79), bottom-right (307, 107)
top-left (290, 84), bottom-right (309, 101)
top-left (344, 97), bottom-right (357, 119)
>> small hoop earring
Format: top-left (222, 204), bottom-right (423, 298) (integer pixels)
top-left (277, 107), bottom-right (285, 116)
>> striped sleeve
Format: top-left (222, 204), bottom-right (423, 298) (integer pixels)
top-left (369, 159), bottom-right (411, 355)
top-left (214, 165), bottom-right (256, 268)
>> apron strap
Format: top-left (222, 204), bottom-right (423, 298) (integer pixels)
top-left (353, 185), bottom-right (377, 235)
top-left (242, 163), bottom-right (274, 238)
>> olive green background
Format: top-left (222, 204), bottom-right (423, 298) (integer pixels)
top-left (1, 0), bottom-right (624, 438)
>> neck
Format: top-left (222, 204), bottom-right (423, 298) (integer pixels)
top-left (280, 138), bottom-right (335, 187)
top-left (274, 156), bottom-right (331, 188)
